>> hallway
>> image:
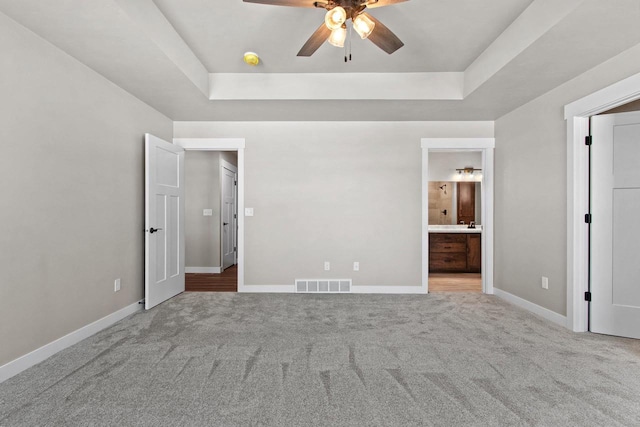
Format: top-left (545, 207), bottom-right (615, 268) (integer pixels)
top-left (185, 265), bottom-right (237, 292)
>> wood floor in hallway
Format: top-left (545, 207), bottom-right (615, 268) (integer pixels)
top-left (428, 273), bottom-right (482, 292)
top-left (185, 265), bottom-right (237, 292)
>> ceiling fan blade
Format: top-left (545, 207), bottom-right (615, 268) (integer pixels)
top-left (243, 0), bottom-right (319, 7)
top-left (363, 13), bottom-right (404, 54)
top-left (365, 0), bottom-right (410, 9)
top-left (297, 23), bottom-right (332, 56)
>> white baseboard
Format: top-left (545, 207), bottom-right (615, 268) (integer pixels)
top-left (352, 285), bottom-right (426, 294)
top-left (493, 288), bottom-right (567, 327)
top-left (186, 266), bottom-right (221, 274)
top-left (0, 300), bottom-right (142, 384)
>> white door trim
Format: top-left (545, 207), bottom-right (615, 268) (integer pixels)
top-left (174, 138), bottom-right (246, 292)
top-left (421, 138), bottom-right (495, 294)
top-left (564, 71), bottom-right (640, 332)
top-left (173, 138), bottom-right (245, 150)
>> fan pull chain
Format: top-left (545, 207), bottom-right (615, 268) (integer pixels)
top-left (344, 25), bottom-right (348, 62)
top-left (344, 22), bottom-right (353, 63)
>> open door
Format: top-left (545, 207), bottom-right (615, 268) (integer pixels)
top-left (590, 112), bottom-right (640, 339)
top-left (145, 134), bottom-right (185, 309)
top-left (221, 161), bottom-right (238, 270)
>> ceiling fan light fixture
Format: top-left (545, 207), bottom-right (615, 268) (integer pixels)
top-left (328, 25), bottom-right (347, 48)
top-left (353, 13), bottom-right (375, 39)
top-left (324, 6), bottom-right (347, 30)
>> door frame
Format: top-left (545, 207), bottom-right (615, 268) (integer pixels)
top-left (174, 138), bottom-right (246, 291)
top-left (565, 71), bottom-right (640, 332)
top-left (220, 159), bottom-right (238, 269)
top-left (421, 138), bottom-right (495, 294)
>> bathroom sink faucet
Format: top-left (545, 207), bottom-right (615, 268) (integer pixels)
top-left (459, 220), bottom-right (465, 225)
top-left (468, 221), bottom-right (476, 229)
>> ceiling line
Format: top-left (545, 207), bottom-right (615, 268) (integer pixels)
top-left (209, 72), bottom-right (464, 101)
top-left (113, 0), bottom-right (209, 96)
top-left (464, 0), bottom-right (586, 97)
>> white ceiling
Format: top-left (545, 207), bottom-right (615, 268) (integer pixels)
top-left (153, 0), bottom-right (534, 73)
top-left (1, 0), bottom-right (639, 121)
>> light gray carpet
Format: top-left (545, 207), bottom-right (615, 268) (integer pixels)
top-left (1, 293), bottom-right (640, 426)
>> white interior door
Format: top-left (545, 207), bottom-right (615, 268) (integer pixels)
top-left (590, 111), bottom-right (640, 338)
top-left (221, 161), bottom-right (237, 270)
top-left (145, 134), bottom-right (185, 310)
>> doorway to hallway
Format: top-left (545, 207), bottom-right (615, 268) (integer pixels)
top-left (184, 150), bottom-right (238, 292)
top-left (186, 265), bottom-right (237, 292)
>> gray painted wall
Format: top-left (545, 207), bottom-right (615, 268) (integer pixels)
top-left (600, 97), bottom-right (640, 115)
top-left (184, 151), bottom-right (238, 269)
top-left (174, 121), bottom-right (494, 287)
top-left (428, 152), bottom-right (483, 182)
top-left (0, 13), bottom-right (172, 366)
top-left (220, 151), bottom-right (238, 167)
top-left (185, 151), bottom-right (221, 268)
top-left (494, 43), bottom-right (640, 316)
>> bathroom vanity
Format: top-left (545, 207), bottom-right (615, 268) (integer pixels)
top-left (428, 226), bottom-right (481, 273)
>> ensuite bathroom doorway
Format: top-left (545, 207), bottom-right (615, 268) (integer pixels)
top-left (421, 138), bottom-right (495, 295)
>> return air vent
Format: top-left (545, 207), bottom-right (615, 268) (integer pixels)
top-left (295, 279), bottom-right (352, 293)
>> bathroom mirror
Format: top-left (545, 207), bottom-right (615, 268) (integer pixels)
top-left (428, 181), bottom-right (481, 225)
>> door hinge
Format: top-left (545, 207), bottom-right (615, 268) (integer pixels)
top-left (234, 180), bottom-right (237, 186)
top-left (234, 246), bottom-right (237, 252)
top-left (585, 213), bottom-right (592, 224)
top-left (585, 135), bottom-right (592, 146)
top-left (234, 214), bottom-right (237, 219)
top-left (584, 291), bottom-right (592, 302)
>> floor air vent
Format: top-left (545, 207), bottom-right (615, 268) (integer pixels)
top-left (295, 279), bottom-right (351, 293)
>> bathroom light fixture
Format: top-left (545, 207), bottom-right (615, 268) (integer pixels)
top-left (456, 167), bottom-right (482, 175)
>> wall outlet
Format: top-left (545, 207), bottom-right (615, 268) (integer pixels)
top-left (114, 278), bottom-right (121, 292)
top-left (245, 208), bottom-right (254, 217)
top-left (353, 262), bottom-right (360, 271)
top-left (541, 276), bottom-right (549, 290)
top-left (203, 209), bottom-right (213, 216)
top-left (324, 261), bottom-right (330, 271)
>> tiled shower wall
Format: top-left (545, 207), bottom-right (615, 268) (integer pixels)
top-left (428, 181), bottom-right (454, 225)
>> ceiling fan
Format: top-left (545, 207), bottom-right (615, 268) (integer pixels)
top-left (243, 0), bottom-right (408, 57)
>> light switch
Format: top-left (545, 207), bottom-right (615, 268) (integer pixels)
top-left (541, 276), bottom-right (549, 290)
top-left (203, 209), bottom-right (213, 216)
top-left (245, 208), bottom-right (254, 216)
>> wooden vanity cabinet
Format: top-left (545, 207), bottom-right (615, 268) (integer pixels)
top-left (429, 233), bottom-right (481, 273)
top-left (466, 234), bottom-right (481, 272)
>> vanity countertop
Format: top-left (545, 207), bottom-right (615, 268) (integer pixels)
top-left (428, 225), bottom-right (482, 234)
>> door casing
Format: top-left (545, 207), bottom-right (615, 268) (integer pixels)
top-left (421, 138), bottom-right (496, 294)
top-left (174, 138), bottom-right (246, 291)
top-left (565, 71), bottom-right (640, 332)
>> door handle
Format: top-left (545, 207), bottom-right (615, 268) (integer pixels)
top-left (223, 222), bottom-right (229, 226)
top-left (149, 227), bottom-right (162, 234)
